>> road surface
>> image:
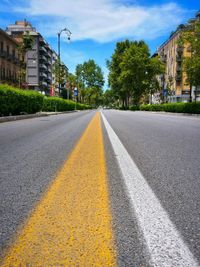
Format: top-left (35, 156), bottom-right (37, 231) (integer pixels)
top-left (0, 110), bottom-right (200, 266)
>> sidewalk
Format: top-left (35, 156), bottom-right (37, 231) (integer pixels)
top-left (0, 110), bottom-right (78, 123)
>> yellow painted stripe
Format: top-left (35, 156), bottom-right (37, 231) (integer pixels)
top-left (1, 112), bottom-right (116, 267)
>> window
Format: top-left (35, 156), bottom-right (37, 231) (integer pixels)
top-left (0, 42), bottom-right (3, 52)
top-left (7, 45), bottom-right (9, 56)
top-left (2, 68), bottom-right (5, 79)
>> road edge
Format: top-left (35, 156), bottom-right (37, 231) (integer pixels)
top-left (0, 111), bottom-right (78, 123)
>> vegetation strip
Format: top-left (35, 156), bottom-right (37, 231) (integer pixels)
top-left (0, 84), bottom-right (90, 117)
top-left (1, 112), bottom-right (116, 267)
top-left (140, 102), bottom-right (200, 114)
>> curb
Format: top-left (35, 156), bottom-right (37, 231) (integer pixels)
top-left (0, 110), bottom-right (78, 123)
top-left (140, 111), bottom-right (200, 117)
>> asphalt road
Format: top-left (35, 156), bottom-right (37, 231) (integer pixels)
top-left (102, 110), bottom-right (200, 266)
top-left (0, 111), bottom-right (95, 258)
top-left (0, 109), bottom-right (200, 266)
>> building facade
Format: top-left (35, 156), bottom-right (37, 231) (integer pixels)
top-left (158, 30), bottom-right (191, 102)
top-left (157, 11), bottom-right (200, 102)
top-left (6, 21), bottom-right (54, 94)
top-left (0, 28), bottom-right (20, 86)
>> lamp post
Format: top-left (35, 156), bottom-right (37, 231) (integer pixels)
top-left (58, 28), bottom-right (71, 95)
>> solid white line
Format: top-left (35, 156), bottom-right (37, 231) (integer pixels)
top-left (101, 112), bottom-right (199, 267)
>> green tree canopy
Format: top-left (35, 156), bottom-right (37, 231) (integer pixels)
top-left (17, 31), bottom-right (34, 88)
top-left (75, 59), bottom-right (104, 106)
top-left (108, 40), bottom-right (164, 106)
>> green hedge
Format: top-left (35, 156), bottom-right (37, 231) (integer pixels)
top-left (0, 84), bottom-right (91, 116)
top-left (129, 105), bottom-right (140, 111)
top-left (0, 84), bottom-right (44, 116)
top-left (43, 97), bottom-right (91, 112)
top-left (140, 102), bottom-right (200, 114)
top-left (43, 97), bottom-right (75, 112)
top-left (76, 102), bottom-right (91, 110)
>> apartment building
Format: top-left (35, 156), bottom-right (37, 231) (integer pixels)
top-left (6, 21), bottom-right (53, 94)
top-left (158, 30), bottom-right (190, 102)
top-left (0, 28), bottom-right (20, 86)
top-left (157, 11), bottom-right (200, 102)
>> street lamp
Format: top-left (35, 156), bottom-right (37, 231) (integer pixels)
top-left (58, 28), bottom-right (71, 94)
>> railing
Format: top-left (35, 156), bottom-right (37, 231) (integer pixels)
top-left (40, 80), bottom-right (48, 86)
top-left (39, 46), bottom-right (47, 53)
top-left (39, 64), bottom-right (47, 70)
top-left (0, 50), bottom-right (7, 58)
top-left (46, 59), bottom-right (52, 65)
top-left (39, 72), bottom-right (47, 78)
top-left (39, 55), bottom-right (47, 61)
top-left (39, 37), bottom-right (46, 45)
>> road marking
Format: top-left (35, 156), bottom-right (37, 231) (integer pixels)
top-left (101, 112), bottom-right (199, 267)
top-left (1, 112), bottom-right (116, 267)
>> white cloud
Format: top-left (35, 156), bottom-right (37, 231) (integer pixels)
top-left (60, 49), bottom-right (87, 73)
top-left (13, 0), bottom-right (185, 42)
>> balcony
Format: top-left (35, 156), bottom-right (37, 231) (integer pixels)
top-left (40, 80), bottom-right (48, 87)
top-left (176, 46), bottom-right (183, 54)
top-left (39, 46), bottom-right (47, 53)
top-left (39, 55), bottom-right (47, 62)
top-left (46, 67), bottom-right (51, 73)
top-left (40, 72), bottom-right (47, 78)
top-left (6, 53), bottom-right (12, 61)
top-left (39, 37), bottom-right (46, 45)
top-left (46, 51), bottom-right (52, 58)
top-left (176, 74), bottom-right (182, 82)
top-left (0, 50), bottom-right (7, 58)
top-left (46, 78), bottom-right (52, 84)
top-left (46, 59), bottom-right (52, 65)
top-left (9, 55), bottom-right (20, 64)
top-left (39, 64), bottom-right (47, 70)
top-left (46, 74), bottom-right (52, 81)
top-left (161, 55), bottom-right (167, 63)
top-left (182, 90), bottom-right (190, 95)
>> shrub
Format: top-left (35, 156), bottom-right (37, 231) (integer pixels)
top-left (0, 84), bottom-right (91, 116)
top-left (140, 102), bottom-right (200, 114)
top-left (42, 97), bottom-right (75, 112)
top-left (42, 97), bottom-right (91, 112)
top-left (129, 105), bottom-right (140, 111)
top-left (0, 84), bottom-right (44, 116)
top-left (76, 102), bottom-right (91, 110)
top-left (119, 106), bottom-right (129, 110)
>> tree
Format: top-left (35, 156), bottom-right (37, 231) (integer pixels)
top-left (17, 31), bottom-right (34, 88)
top-left (178, 19), bottom-right (200, 101)
top-left (75, 60), bottom-right (104, 89)
top-left (65, 73), bottom-right (77, 100)
top-left (103, 89), bottom-right (117, 108)
top-left (119, 41), bottom-right (150, 105)
top-left (107, 40), bottom-right (131, 108)
top-left (52, 59), bottom-right (68, 95)
top-left (108, 40), bottom-right (164, 107)
top-left (75, 60), bottom-right (104, 106)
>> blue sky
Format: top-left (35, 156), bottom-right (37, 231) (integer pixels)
top-left (0, 0), bottom-right (199, 88)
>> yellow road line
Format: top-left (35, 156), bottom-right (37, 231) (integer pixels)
top-left (1, 112), bottom-right (116, 267)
